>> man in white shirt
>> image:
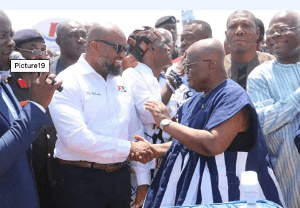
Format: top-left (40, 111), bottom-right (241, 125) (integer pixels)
top-left (49, 23), bottom-right (152, 208)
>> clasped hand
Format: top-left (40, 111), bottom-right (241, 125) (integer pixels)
top-left (130, 100), bottom-right (171, 164)
top-left (130, 136), bottom-right (158, 164)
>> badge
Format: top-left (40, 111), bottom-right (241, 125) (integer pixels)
top-left (17, 78), bottom-right (28, 88)
top-left (117, 86), bottom-right (126, 92)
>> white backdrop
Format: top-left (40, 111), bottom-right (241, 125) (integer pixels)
top-left (5, 10), bottom-right (294, 42)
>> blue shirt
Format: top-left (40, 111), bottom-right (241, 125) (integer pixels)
top-left (247, 59), bottom-right (300, 208)
top-left (144, 80), bottom-right (282, 208)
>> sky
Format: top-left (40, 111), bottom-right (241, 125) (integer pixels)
top-left (2, 0), bottom-right (300, 51)
top-left (4, 10), bottom-right (287, 42)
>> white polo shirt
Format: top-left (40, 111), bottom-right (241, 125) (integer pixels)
top-left (49, 54), bottom-right (150, 185)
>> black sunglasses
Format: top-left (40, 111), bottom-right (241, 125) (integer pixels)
top-left (93, 40), bottom-right (127, 54)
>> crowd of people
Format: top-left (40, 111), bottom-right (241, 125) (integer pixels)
top-left (0, 9), bottom-right (300, 208)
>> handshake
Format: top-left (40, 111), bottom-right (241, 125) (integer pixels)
top-left (129, 135), bottom-right (159, 164)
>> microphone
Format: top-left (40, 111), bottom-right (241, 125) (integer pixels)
top-left (52, 79), bottom-right (63, 92)
top-left (45, 78), bottom-right (63, 92)
top-left (10, 51), bottom-right (25, 60)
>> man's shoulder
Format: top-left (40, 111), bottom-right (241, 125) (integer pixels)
top-left (56, 62), bottom-right (80, 77)
top-left (122, 65), bottom-right (143, 80)
top-left (221, 79), bottom-right (246, 95)
top-left (224, 54), bottom-right (231, 64)
top-left (256, 51), bottom-right (275, 63)
top-left (224, 54), bottom-right (232, 74)
top-left (49, 56), bottom-right (59, 64)
top-left (248, 59), bottom-right (275, 79)
top-left (49, 56), bottom-right (59, 74)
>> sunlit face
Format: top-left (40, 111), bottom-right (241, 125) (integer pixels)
top-left (0, 14), bottom-right (15, 71)
top-left (58, 24), bottom-right (87, 60)
top-left (159, 23), bottom-right (177, 43)
top-left (17, 41), bottom-right (49, 60)
top-left (180, 23), bottom-right (207, 54)
top-left (266, 15), bottom-right (300, 63)
top-left (95, 31), bottom-right (127, 76)
top-left (226, 12), bottom-right (258, 53)
top-left (160, 30), bottom-right (174, 55)
top-left (185, 52), bottom-right (210, 92)
top-left (150, 35), bottom-right (173, 69)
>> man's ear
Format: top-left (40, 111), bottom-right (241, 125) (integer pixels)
top-left (256, 27), bottom-right (260, 38)
top-left (208, 61), bottom-right (217, 73)
top-left (56, 38), bottom-right (60, 46)
top-left (90, 41), bottom-right (99, 52)
top-left (149, 43), bottom-right (155, 51)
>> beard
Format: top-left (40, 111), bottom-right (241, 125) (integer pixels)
top-left (98, 56), bottom-right (122, 77)
top-left (104, 61), bottom-right (122, 76)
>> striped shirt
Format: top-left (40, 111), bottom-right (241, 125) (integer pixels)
top-left (144, 80), bottom-right (283, 208)
top-left (247, 60), bottom-right (300, 208)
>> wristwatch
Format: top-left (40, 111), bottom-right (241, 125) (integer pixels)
top-left (160, 119), bottom-right (172, 130)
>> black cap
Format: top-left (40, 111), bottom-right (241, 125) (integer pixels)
top-left (13, 29), bottom-right (45, 47)
top-left (155, 16), bottom-right (176, 28)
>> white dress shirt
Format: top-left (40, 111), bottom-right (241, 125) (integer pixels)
top-left (49, 54), bottom-right (150, 185)
top-left (122, 63), bottom-right (163, 142)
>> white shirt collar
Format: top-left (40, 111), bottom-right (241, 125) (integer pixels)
top-left (76, 54), bottom-right (97, 75)
top-left (0, 71), bottom-right (10, 82)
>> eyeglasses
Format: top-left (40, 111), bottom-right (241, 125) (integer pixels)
top-left (186, 60), bottom-right (216, 68)
top-left (185, 60), bottom-right (217, 73)
top-left (266, 26), bottom-right (298, 36)
top-left (15, 47), bottom-right (50, 57)
top-left (93, 40), bottom-right (127, 54)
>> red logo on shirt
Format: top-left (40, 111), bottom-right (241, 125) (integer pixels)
top-left (117, 86), bottom-right (126, 92)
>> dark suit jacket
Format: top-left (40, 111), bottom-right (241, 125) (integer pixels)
top-left (0, 82), bottom-right (51, 208)
top-left (7, 72), bottom-right (30, 104)
top-left (50, 56), bottom-right (66, 75)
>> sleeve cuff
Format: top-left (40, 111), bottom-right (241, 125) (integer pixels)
top-left (29, 101), bottom-right (46, 113)
top-left (116, 139), bottom-right (131, 160)
top-left (131, 161), bottom-right (151, 185)
top-left (290, 88), bottom-right (300, 112)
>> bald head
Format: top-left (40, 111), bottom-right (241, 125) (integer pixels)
top-left (157, 28), bottom-right (172, 40)
top-left (83, 22), bottom-right (97, 33)
top-left (185, 38), bottom-right (227, 93)
top-left (0, 10), bottom-right (10, 22)
top-left (225, 10), bottom-right (259, 60)
top-left (87, 22), bottom-right (126, 43)
top-left (180, 20), bottom-right (212, 54)
top-left (186, 20), bottom-right (212, 38)
top-left (269, 10), bottom-right (300, 28)
top-left (85, 22), bottom-right (127, 79)
top-left (157, 28), bottom-right (173, 52)
top-left (187, 38), bottom-right (225, 65)
top-left (56, 20), bottom-right (86, 39)
top-left (227, 10), bottom-right (257, 28)
top-left (267, 10), bottom-right (300, 64)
